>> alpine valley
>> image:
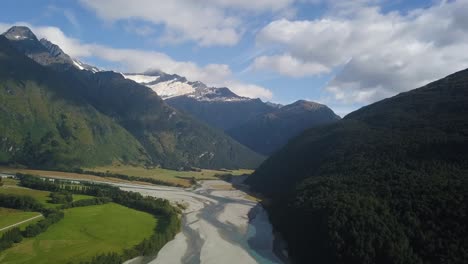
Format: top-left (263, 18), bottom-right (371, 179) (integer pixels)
top-left (1, 4), bottom-right (468, 263)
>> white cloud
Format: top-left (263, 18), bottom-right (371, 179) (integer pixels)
top-left (44, 5), bottom-right (81, 30)
top-left (252, 54), bottom-right (330, 77)
top-left (79, 0), bottom-right (295, 46)
top-left (253, 0), bottom-right (468, 104)
top-left (0, 22), bottom-right (272, 100)
top-left (206, 0), bottom-right (294, 11)
top-left (224, 80), bottom-right (273, 99)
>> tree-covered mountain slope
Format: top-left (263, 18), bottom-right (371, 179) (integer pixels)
top-left (2, 26), bottom-right (263, 170)
top-left (247, 68), bottom-right (468, 263)
top-left (227, 100), bottom-right (340, 155)
top-left (166, 96), bottom-right (275, 131)
top-left (0, 36), bottom-right (149, 169)
top-left (66, 70), bottom-right (264, 169)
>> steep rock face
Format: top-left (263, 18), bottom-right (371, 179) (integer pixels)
top-left (3, 26), bottom-right (37, 41)
top-left (3, 26), bottom-right (99, 72)
top-left (3, 26), bottom-right (74, 68)
top-left (2, 26), bottom-right (263, 170)
top-left (227, 100), bottom-right (341, 155)
top-left (247, 68), bottom-right (468, 263)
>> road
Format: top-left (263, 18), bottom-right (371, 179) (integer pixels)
top-left (0, 214), bottom-right (43, 232)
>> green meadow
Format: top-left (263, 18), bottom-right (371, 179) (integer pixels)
top-left (87, 165), bottom-right (253, 187)
top-left (0, 208), bottom-right (42, 234)
top-left (0, 203), bottom-right (157, 264)
top-left (0, 178), bottom-right (93, 208)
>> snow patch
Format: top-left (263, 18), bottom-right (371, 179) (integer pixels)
top-left (123, 74), bottom-right (160, 84)
top-left (148, 81), bottom-right (195, 99)
top-left (123, 72), bottom-right (252, 102)
top-left (72, 60), bottom-right (84, 70)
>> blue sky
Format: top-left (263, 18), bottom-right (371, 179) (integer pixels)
top-left (1, 0), bottom-right (468, 116)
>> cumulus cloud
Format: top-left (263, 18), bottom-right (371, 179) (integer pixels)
top-left (224, 80), bottom-right (273, 99)
top-left (253, 0), bottom-right (468, 104)
top-left (0, 22), bottom-right (272, 100)
top-left (79, 0), bottom-right (294, 46)
top-left (252, 54), bottom-right (330, 77)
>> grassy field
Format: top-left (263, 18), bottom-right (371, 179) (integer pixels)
top-left (1, 165), bottom-right (253, 187)
top-left (0, 208), bottom-right (42, 234)
top-left (72, 194), bottom-right (94, 202)
top-left (0, 178), bottom-right (93, 208)
top-left (86, 165), bottom-right (254, 187)
top-left (0, 181), bottom-right (53, 207)
top-left (0, 167), bottom-right (141, 185)
top-left (0, 203), bottom-right (157, 264)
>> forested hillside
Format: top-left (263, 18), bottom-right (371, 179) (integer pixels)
top-left (1, 26), bottom-right (263, 170)
top-left (166, 97), bottom-right (275, 131)
top-left (67, 70), bottom-right (264, 169)
top-left (228, 100), bottom-right (340, 155)
top-left (247, 69), bottom-right (468, 263)
top-left (0, 36), bottom-right (149, 169)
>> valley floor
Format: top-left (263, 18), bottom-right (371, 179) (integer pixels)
top-left (120, 180), bottom-right (286, 264)
top-left (1, 169), bottom-right (285, 264)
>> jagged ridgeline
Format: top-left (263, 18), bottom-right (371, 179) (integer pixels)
top-left (0, 26), bottom-right (263, 170)
top-left (248, 69), bottom-right (468, 263)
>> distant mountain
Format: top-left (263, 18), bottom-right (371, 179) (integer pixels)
top-left (264, 101), bottom-right (283, 109)
top-left (124, 71), bottom-right (275, 131)
top-left (124, 71), bottom-right (250, 102)
top-left (247, 69), bottom-right (468, 263)
top-left (1, 26), bottom-right (263, 170)
top-left (126, 72), bottom-right (340, 154)
top-left (228, 100), bottom-right (340, 155)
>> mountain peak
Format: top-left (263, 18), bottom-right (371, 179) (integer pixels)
top-left (2, 26), bottom-right (37, 41)
top-left (39, 38), bottom-right (67, 58)
top-left (286, 100), bottom-right (324, 110)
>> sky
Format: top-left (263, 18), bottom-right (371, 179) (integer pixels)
top-left (1, 0), bottom-right (468, 116)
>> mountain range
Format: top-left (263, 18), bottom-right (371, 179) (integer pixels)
top-left (125, 72), bottom-right (340, 155)
top-left (247, 68), bottom-right (468, 263)
top-left (0, 26), bottom-right (264, 170)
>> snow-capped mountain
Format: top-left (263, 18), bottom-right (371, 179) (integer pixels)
top-left (123, 70), bottom-right (277, 131)
top-left (123, 71), bottom-right (250, 102)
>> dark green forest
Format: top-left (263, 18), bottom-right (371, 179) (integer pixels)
top-left (248, 68), bottom-right (468, 263)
